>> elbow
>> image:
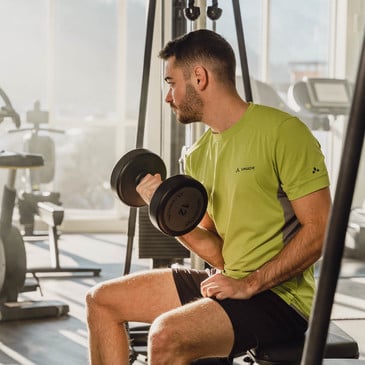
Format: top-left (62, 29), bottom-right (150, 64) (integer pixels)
top-left (313, 230), bottom-right (327, 262)
top-left (202, 254), bottom-right (225, 270)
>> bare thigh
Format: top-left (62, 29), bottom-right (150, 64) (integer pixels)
top-left (152, 297), bottom-right (235, 358)
top-left (91, 268), bottom-right (181, 324)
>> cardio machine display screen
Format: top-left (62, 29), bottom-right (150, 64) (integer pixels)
top-left (306, 78), bottom-right (352, 108)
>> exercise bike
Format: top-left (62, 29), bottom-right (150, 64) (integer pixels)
top-left (5, 94), bottom-right (100, 277)
top-left (8, 100), bottom-right (64, 238)
top-left (0, 87), bottom-right (69, 321)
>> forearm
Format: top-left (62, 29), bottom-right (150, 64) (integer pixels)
top-left (242, 223), bottom-right (324, 297)
top-left (177, 226), bottom-right (224, 269)
top-left (240, 188), bottom-right (331, 298)
top-left (136, 175), bottom-right (223, 267)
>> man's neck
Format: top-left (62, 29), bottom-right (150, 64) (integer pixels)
top-left (204, 97), bottom-right (249, 133)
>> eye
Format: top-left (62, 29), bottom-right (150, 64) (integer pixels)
top-left (164, 77), bottom-right (174, 87)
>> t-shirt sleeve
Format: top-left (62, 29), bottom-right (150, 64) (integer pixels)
top-left (275, 117), bottom-right (330, 200)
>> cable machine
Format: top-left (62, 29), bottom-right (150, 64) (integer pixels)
top-left (122, 1), bottom-right (253, 363)
top-left (118, 0), bottom-right (364, 364)
top-left (123, 0), bottom-right (253, 275)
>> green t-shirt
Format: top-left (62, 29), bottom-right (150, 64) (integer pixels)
top-left (184, 103), bottom-right (330, 318)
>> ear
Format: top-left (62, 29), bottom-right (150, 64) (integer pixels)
top-left (193, 65), bottom-right (208, 90)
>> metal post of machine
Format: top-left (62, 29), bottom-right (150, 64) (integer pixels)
top-left (124, 0), bottom-right (157, 275)
top-left (301, 32), bottom-right (365, 365)
top-left (188, 0), bottom-right (208, 148)
top-left (169, 0), bottom-right (188, 176)
top-left (232, 0), bottom-right (253, 102)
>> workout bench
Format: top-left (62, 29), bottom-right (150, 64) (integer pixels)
top-left (127, 321), bottom-right (359, 364)
top-left (244, 321), bottom-right (359, 364)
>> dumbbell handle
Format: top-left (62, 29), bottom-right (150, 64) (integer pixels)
top-left (135, 171), bottom-right (148, 185)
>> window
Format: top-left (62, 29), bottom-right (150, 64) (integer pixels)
top-left (269, 0), bottom-right (330, 93)
top-left (216, 0), bottom-right (330, 98)
top-left (216, 1), bottom-right (263, 81)
top-left (53, 0), bottom-right (118, 121)
top-left (0, 0), bottom-right (47, 118)
top-left (0, 0), bottom-right (341, 229)
top-left (0, 0), bottom-right (147, 218)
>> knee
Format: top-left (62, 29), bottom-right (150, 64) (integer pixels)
top-left (148, 314), bottom-right (181, 357)
top-left (85, 284), bottom-right (99, 308)
top-left (85, 283), bottom-right (111, 316)
top-left (86, 283), bottom-right (122, 329)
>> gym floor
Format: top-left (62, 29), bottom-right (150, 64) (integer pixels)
top-left (0, 233), bottom-right (364, 365)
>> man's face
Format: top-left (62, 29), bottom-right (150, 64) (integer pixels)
top-left (164, 57), bottom-right (203, 124)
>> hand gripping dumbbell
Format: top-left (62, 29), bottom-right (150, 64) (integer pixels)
top-left (110, 148), bottom-right (208, 236)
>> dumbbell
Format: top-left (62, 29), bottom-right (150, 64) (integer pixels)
top-left (110, 148), bottom-right (208, 236)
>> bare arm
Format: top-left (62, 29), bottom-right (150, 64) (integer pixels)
top-left (177, 212), bottom-right (224, 269)
top-left (201, 187), bottom-right (332, 300)
top-left (136, 173), bottom-right (224, 268)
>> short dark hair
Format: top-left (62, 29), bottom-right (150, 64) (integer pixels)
top-left (159, 29), bottom-right (236, 86)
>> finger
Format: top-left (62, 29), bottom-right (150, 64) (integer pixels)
top-left (142, 175), bottom-right (162, 192)
top-left (200, 272), bottom-right (220, 287)
top-left (200, 278), bottom-right (213, 295)
top-left (200, 276), bottom-right (212, 287)
top-left (200, 282), bottom-right (211, 297)
top-left (214, 291), bottom-right (228, 300)
top-left (201, 283), bottom-right (220, 298)
top-left (136, 182), bottom-right (153, 203)
top-left (136, 174), bottom-right (162, 204)
top-left (138, 173), bottom-right (157, 186)
top-left (200, 275), bottom-right (220, 291)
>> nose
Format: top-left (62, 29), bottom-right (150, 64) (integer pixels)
top-left (165, 88), bottom-right (172, 104)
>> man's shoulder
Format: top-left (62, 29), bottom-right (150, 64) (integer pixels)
top-left (246, 103), bottom-right (307, 135)
top-left (248, 103), bottom-right (295, 122)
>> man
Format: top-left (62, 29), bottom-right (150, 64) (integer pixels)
top-left (86, 29), bottom-right (331, 365)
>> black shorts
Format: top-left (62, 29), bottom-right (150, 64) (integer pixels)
top-left (172, 267), bottom-right (308, 357)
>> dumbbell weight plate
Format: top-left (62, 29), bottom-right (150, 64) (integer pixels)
top-left (149, 175), bottom-right (208, 236)
top-left (110, 148), bottom-right (167, 207)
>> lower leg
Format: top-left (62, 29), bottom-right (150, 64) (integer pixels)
top-left (86, 292), bottom-right (130, 365)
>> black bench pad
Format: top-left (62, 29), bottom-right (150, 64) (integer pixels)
top-left (248, 321), bottom-right (359, 364)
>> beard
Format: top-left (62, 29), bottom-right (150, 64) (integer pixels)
top-left (172, 83), bottom-right (204, 125)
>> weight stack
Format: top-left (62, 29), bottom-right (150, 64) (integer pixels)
top-left (138, 206), bottom-right (190, 267)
